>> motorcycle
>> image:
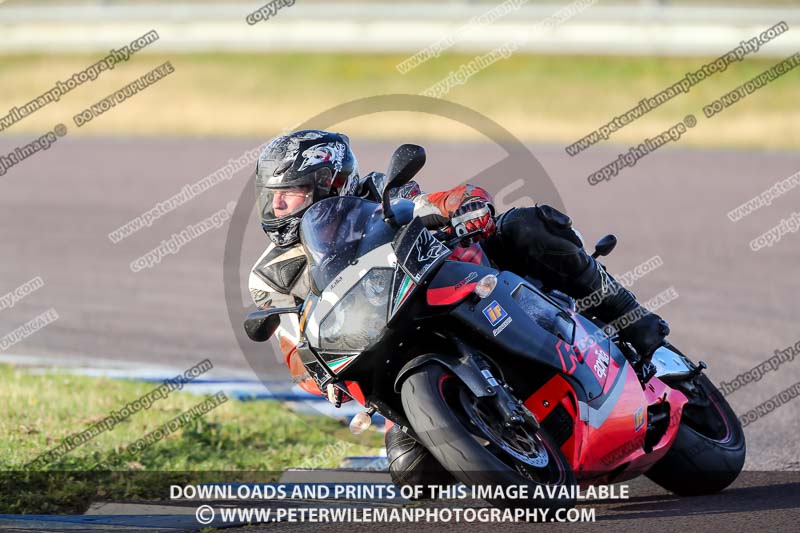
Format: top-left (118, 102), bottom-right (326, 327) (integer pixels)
top-left (245, 144), bottom-right (745, 509)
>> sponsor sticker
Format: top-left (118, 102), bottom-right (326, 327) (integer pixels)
top-left (593, 348), bottom-right (610, 379)
top-left (492, 317), bottom-right (513, 336)
top-left (482, 300), bottom-right (508, 326)
top-left (634, 406), bottom-right (645, 432)
top-left (455, 271), bottom-right (478, 290)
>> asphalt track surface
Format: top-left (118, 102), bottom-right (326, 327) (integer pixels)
top-left (197, 473), bottom-right (799, 533)
top-left (1, 137), bottom-right (799, 529)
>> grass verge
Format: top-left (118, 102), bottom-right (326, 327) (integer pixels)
top-left (0, 364), bottom-right (382, 513)
top-left (0, 52), bottom-right (797, 150)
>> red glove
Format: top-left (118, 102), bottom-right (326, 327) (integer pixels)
top-left (450, 200), bottom-right (496, 242)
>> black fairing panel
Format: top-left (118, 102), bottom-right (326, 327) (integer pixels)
top-left (392, 216), bottom-right (451, 284)
top-left (449, 271), bottom-right (604, 401)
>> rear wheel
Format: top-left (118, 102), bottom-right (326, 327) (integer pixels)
top-left (646, 372), bottom-right (745, 495)
top-left (400, 363), bottom-right (576, 510)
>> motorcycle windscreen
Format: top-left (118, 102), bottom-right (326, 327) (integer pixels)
top-left (300, 196), bottom-right (395, 291)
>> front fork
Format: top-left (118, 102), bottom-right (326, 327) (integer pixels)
top-left (450, 338), bottom-right (539, 431)
top-left (393, 339), bottom-right (539, 434)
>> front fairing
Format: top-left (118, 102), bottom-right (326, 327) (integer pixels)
top-left (298, 196), bottom-right (438, 385)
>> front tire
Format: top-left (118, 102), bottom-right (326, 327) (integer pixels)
top-left (400, 363), bottom-right (576, 509)
top-left (646, 373), bottom-right (746, 496)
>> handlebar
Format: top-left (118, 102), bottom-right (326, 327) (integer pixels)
top-left (432, 228), bottom-right (487, 248)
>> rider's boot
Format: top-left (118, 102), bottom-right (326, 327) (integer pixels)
top-left (385, 424), bottom-right (455, 498)
top-left (573, 256), bottom-right (670, 381)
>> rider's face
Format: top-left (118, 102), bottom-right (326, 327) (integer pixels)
top-left (273, 186), bottom-right (312, 218)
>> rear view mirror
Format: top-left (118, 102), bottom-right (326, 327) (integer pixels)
top-left (592, 234), bottom-right (618, 259)
top-left (383, 144), bottom-right (426, 227)
top-left (386, 144), bottom-right (426, 190)
top-left (243, 307), bottom-right (299, 342)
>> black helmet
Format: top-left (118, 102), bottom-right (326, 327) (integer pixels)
top-left (256, 130), bottom-right (359, 247)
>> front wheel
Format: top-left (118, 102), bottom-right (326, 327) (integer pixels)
top-left (646, 372), bottom-right (746, 496)
top-left (400, 363), bottom-right (576, 510)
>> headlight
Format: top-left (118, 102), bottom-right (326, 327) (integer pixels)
top-left (320, 268), bottom-right (392, 352)
top-left (363, 268), bottom-right (389, 305)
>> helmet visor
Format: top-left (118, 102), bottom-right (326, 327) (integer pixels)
top-left (257, 184), bottom-right (314, 224)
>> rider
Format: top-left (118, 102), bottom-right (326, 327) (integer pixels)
top-left (249, 129), bottom-right (670, 488)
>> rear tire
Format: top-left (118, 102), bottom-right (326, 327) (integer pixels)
top-left (400, 363), bottom-right (576, 510)
top-left (646, 373), bottom-right (745, 496)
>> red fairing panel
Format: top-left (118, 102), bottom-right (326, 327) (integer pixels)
top-left (568, 313), bottom-right (689, 482)
top-left (426, 246), bottom-right (490, 306)
top-left (610, 378), bottom-right (688, 482)
top-left (575, 366), bottom-right (687, 484)
top-left (525, 353), bottom-right (687, 484)
top-left (524, 375), bottom-right (581, 466)
top-left (344, 380), bottom-right (367, 406)
top-left (573, 359), bottom-right (650, 481)
top-left (427, 283), bottom-right (478, 306)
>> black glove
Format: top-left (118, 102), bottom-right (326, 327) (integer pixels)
top-left (619, 312), bottom-right (670, 360)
